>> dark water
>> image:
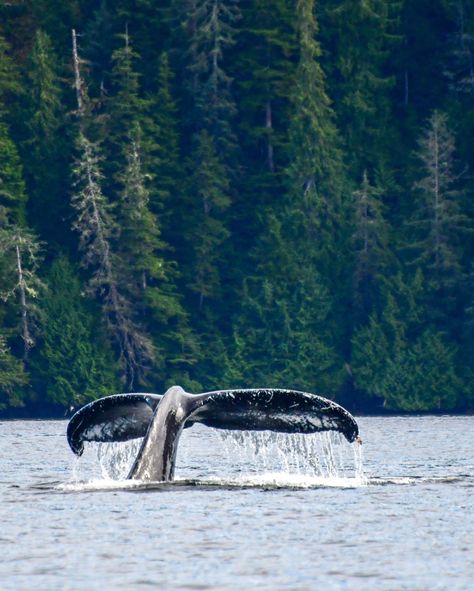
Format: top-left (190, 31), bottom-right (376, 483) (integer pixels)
top-left (1, 416), bottom-right (473, 590)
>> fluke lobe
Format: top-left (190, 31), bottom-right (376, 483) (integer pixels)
top-left (67, 386), bottom-right (360, 482)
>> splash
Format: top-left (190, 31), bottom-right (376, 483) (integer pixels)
top-left (216, 430), bottom-right (367, 486)
top-left (68, 438), bottom-right (142, 483)
top-left (64, 428), bottom-right (367, 489)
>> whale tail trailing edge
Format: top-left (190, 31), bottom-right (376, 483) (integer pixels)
top-left (67, 388), bottom-right (359, 460)
top-left (66, 393), bottom-right (163, 455)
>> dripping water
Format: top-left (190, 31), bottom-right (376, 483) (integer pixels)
top-left (67, 428), bottom-right (366, 487)
top-left (216, 430), bottom-right (367, 485)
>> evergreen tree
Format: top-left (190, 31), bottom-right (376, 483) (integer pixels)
top-left (117, 123), bottom-right (165, 293)
top-left (0, 333), bottom-right (27, 409)
top-left (184, 130), bottom-right (231, 308)
top-left (71, 30), bottom-right (154, 388)
top-left (352, 171), bottom-right (392, 317)
top-left (0, 120), bottom-right (27, 224)
top-left (0, 34), bottom-right (20, 116)
top-left (380, 328), bottom-right (462, 411)
top-left (179, 0), bottom-right (240, 154)
top-left (107, 28), bottom-right (147, 170)
top-left (409, 111), bottom-right (469, 296)
top-left (33, 256), bottom-right (118, 407)
top-left (232, 0), bottom-right (295, 173)
top-left (287, 0), bottom-right (343, 204)
top-left (320, 0), bottom-right (400, 175)
top-left (228, 213), bottom-right (343, 394)
top-left (83, 0), bottom-right (115, 97)
top-left (351, 270), bottom-right (463, 410)
top-left (286, 0), bottom-right (346, 273)
top-left (0, 220), bottom-right (44, 360)
top-left (22, 29), bottom-right (68, 244)
top-left (145, 52), bottom-right (183, 216)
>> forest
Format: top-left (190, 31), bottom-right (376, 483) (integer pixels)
top-left (0, 0), bottom-right (473, 416)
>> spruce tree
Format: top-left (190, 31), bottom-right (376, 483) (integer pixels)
top-left (409, 111), bottom-right (469, 296)
top-left (380, 328), bottom-right (462, 411)
top-left (71, 29), bottom-right (154, 388)
top-left (352, 171), bottom-right (392, 318)
top-left (33, 256), bottom-right (118, 407)
top-left (233, 0), bottom-right (295, 173)
top-left (0, 34), bottom-right (20, 116)
top-left (180, 0), bottom-right (240, 154)
top-left (351, 269), bottom-right (463, 410)
top-left (0, 121), bottom-right (27, 224)
top-left (107, 28), bottom-right (147, 172)
top-left (228, 212), bottom-right (344, 395)
top-left (0, 219), bottom-right (44, 360)
top-left (185, 130), bottom-right (231, 308)
top-left (0, 333), bottom-right (27, 409)
top-left (22, 29), bottom-right (68, 244)
top-left (320, 0), bottom-right (399, 175)
top-left (145, 52), bottom-right (182, 216)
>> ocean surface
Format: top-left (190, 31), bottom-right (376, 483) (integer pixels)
top-left (0, 415), bottom-right (473, 590)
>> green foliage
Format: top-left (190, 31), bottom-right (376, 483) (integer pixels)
top-left (0, 1), bottom-right (472, 413)
top-left (33, 256), bottom-right (118, 406)
top-left (0, 34), bottom-right (20, 115)
top-left (320, 0), bottom-right (400, 175)
top-left (380, 329), bottom-right (462, 411)
top-left (409, 111), bottom-right (470, 293)
top-left (230, 213), bottom-right (344, 395)
top-left (0, 120), bottom-right (27, 224)
top-left (352, 171), bottom-right (392, 318)
top-left (351, 270), bottom-right (466, 410)
top-left (21, 29), bottom-right (68, 244)
top-left (0, 333), bottom-right (28, 409)
top-left (184, 130), bottom-right (231, 306)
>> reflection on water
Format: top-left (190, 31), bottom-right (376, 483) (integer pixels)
top-left (1, 416), bottom-right (474, 591)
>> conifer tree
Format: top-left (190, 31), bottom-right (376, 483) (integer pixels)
top-left (0, 34), bottom-right (20, 116)
top-left (286, 0), bottom-right (346, 267)
top-left (33, 256), bottom-right (118, 407)
top-left (380, 328), bottom-right (462, 411)
top-left (351, 270), bottom-right (464, 410)
top-left (228, 213), bottom-right (344, 394)
top-left (22, 29), bottom-right (68, 244)
top-left (171, 0), bottom-right (237, 351)
top-left (83, 0), bottom-right (115, 97)
top-left (117, 123), bottom-right (165, 293)
top-left (287, 0), bottom-right (343, 212)
top-left (0, 121), bottom-right (27, 224)
top-left (185, 130), bottom-right (231, 309)
top-left (107, 28), bottom-right (146, 169)
top-left (0, 39), bottom-right (43, 363)
top-left (233, 0), bottom-right (295, 173)
top-left (0, 333), bottom-right (27, 409)
top-left (352, 171), bottom-right (391, 317)
top-left (0, 220), bottom-right (44, 360)
top-left (320, 0), bottom-right (399, 175)
top-left (71, 29), bottom-right (154, 388)
top-left (409, 111), bottom-right (469, 296)
top-left (145, 52), bottom-right (182, 215)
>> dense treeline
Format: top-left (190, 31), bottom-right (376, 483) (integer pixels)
top-left (0, 0), bottom-right (473, 415)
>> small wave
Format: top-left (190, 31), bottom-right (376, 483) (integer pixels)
top-left (54, 472), bottom-right (367, 493)
top-left (52, 473), bottom-right (472, 493)
top-left (366, 475), bottom-right (469, 486)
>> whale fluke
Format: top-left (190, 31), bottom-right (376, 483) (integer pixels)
top-left (67, 386), bottom-right (359, 481)
top-left (67, 393), bottom-right (162, 455)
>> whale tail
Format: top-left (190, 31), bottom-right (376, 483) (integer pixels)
top-left (67, 387), bottom-right (359, 481)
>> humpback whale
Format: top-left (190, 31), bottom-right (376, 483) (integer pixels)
top-left (67, 386), bottom-right (359, 482)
